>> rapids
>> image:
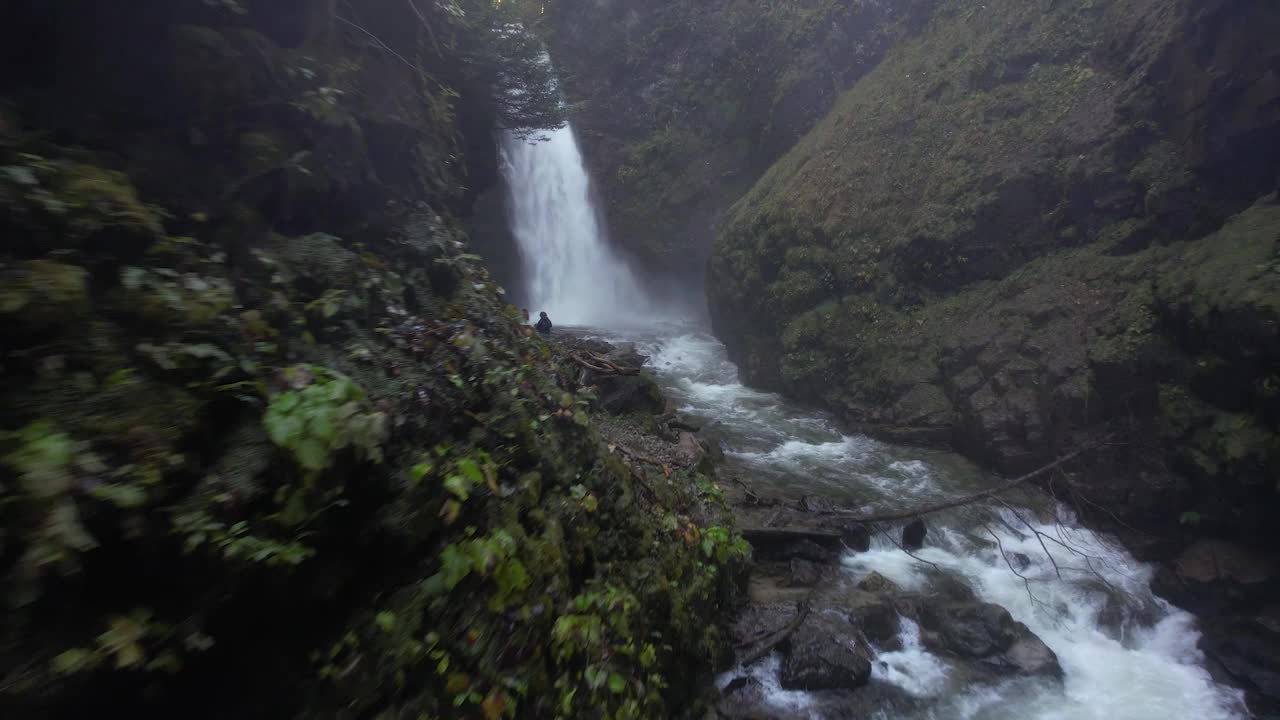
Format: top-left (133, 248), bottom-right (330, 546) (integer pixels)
top-left (596, 327), bottom-right (1247, 720)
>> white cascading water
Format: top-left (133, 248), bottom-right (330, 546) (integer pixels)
top-left (501, 124), bottom-right (654, 327)
top-left (599, 329), bottom-right (1250, 720)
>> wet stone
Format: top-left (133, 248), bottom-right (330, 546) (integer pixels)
top-left (858, 571), bottom-right (900, 594)
top-left (781, 614), bottom-right (874, 691)
top-left (788, 558), bottom-right (822, 587)
top-left (851, 601), bottom-right (902, 649)
top-left (902, 518), bottom-right (928, 550)
top-left (841, 523), bottom-right (872, 552)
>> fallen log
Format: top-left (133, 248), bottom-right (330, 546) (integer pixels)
top-left (805, 445), bottom-right (1095, 524)
top-left (741, 527), bottom-right (843, 547)
top-left (569, 353), bottom-right (640, 376)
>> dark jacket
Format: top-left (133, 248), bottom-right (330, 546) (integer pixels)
top-left (535, 316), bottom-right (552, 334)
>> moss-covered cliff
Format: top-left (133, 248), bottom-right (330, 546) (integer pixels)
top-left (0, 1), bottom-right (743, 717)
top-left (709, 0), bottom-right (1280, 546)
top-left (544, 0), bottom-right (937, 280)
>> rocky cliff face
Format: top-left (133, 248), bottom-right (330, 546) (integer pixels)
top-left (545, 0), bottom-right (937, 282)
top-left (710, 0), bottom-right (1279, 539)
top-left (0, 1), bottom-right (744, 717)
top-left (708, 0), bottom-right (1279, 704)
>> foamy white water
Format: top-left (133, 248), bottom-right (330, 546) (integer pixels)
top-left (501, 124), bottom-right (655, 327)
top-left (595, 330), bottom-right (1249, 720)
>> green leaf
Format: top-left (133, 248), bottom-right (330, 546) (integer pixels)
top-left (295, 438), bottom-right (328, 471)
top-left (490, 558), bottom-right (530, 611)
top-left (581, 494), bottom-right (598, 513)
top-left (308, 410), bottom-right (336, 442)
top-left (444, 475), bottom-right (471, 501)
top-left (456, 457), bottom-right (485, 485)
top-left (608, 673), bottom-right (626, 694)
top-left (273, 391), bottom-right (301, 414)
top-left (92, 483), bottom-right (148, 508)
top-left (52, 648), bottom-right (95, 674)
top-left (440, 545), bottom-right (472, 589)
top-left (280, 490), bottom-right (308, 527)
top-left (410, 462), bottom-right (433, 485)
top-left (264, 412), bottom-right (303, 448)
top-left (375, 611), bottom-right (397, 632)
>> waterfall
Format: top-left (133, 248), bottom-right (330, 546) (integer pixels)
top-left (500, 124), bottom-right (653, 328)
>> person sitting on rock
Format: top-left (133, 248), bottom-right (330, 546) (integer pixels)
top-left (535, 311), bottom-right (553, 335)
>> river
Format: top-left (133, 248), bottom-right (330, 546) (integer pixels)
top-left (585, 325), bottom-right (1245, 720)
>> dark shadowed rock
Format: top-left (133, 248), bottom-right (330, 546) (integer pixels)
top-left (781, 614), bottom-right (874, 691)
top-left (753, 538), bottom-right (839, 564)
top-left (925, 602), bottom-right (1018, 657)
top-left (1203, 609), bottom-right (1280, 706)
top-left (1152, 539), bottom-right (1280, 614)
top-left (851, 601), bottom-right (902, 649)
top-left (915, 601), bottom-right (1062, 678)
top-left (841, 523), bottom-right (872, 552)
top-left (788, 558), bottom-right (822, 587)
top-left (596, 373), bottom-right (666, 415)
top-left (902, 518), bottom-right (927, 550)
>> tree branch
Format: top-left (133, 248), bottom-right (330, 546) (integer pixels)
top-left (810, 445), bottom-right (1096, 523)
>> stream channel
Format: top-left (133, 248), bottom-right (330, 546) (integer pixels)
top-left (587, 324), bottom-right (1245, 720)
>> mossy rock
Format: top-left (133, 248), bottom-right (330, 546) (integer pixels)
top-left (0, 259), bottom-right (90, 334)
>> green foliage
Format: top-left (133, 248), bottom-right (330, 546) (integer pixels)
top-left (429, 530), bottom-right (530, 612)
top-left (173, 512), bottom-right (315, 567)
top-left (263, 366), bottom-right (388, 472)
top-left (3, 420), bottom-right (75, 497)
top-left (435, 0), bottom-right (568, 137)
top-left (51, 609), bottom-right (214, 676)
top-left (699, 526), bottom-right (750, 565)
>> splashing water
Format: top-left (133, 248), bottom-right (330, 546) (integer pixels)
top-left (501, 125), bottom-right (655, 327)
top-left (584, 328), bottom-right (1248, 720)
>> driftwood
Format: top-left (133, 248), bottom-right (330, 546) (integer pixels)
top-left (738, 600), bottom-right (811, 666)
top-left (612, 444), bottom-right (671, 477)
top-left (569, 352), bottom-right (640, 376)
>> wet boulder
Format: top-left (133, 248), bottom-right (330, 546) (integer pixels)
top-left (841, 522), bottom-right (872, 552)
top-left (781, 614), bottom-right (874, 691)
top-left (749, 536), bottom-right (839, 564)
top-left (989, 635), bottom-right (1061, 677)
top-left (605, 342), bottom-right (648, 369)
top-left (715, 676), bottom-right (777, 719)
top-left (596, 373), bottom-right (666, 415)
top-left (926, 602), bottom-right (1019, 657)
top-left (857, 571), bottom-right (899, 594)
top-left (850, 601), bottom-right (902, 649)
top-left (902, 518), bottom-right (928, 550)
top-left (915, 601), bottom-right (1062, 678)
top-left (1202, 608), bottom-right (1280, 707)
top-left (1152, 539), bottom-right (1280, 614)
top-left (788, 558), bottom-right (822, 587)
